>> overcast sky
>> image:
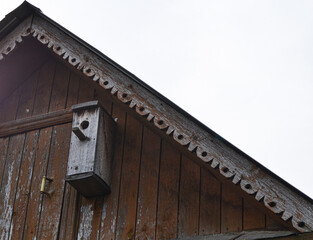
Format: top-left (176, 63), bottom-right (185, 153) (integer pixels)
top-left (1, 0), bottom-right (313, 198)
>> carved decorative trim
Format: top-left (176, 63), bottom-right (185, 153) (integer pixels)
top-left (0, 14), bottom-right (312, 232)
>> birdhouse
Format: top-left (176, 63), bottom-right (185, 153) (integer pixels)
top-left (66, 101), bottom-right (115, 197)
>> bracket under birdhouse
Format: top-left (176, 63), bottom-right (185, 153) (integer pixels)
top-left (66, 101), bottom-right (115, 197)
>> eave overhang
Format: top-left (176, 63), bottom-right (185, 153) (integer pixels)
top-left (1, 1), bottom-right (313, 232)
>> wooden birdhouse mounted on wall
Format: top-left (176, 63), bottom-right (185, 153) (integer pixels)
top-left (66, 101), bottom-right (115, 197)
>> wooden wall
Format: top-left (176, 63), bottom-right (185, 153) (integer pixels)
top-left (0, 49), bottom-right (293, 239)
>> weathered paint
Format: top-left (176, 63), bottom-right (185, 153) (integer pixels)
top-left (77, 203), bottom-right (94, 240)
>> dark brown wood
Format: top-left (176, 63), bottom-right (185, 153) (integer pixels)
top-left (76, 196), bottom-right (103, 239)
top-left (115, 114), bottom-right (143, 240)
top-left (243, 198), bottom-right (266, 230)
top-left (58, 183), bottom-right (78, 240)
top-left (58, 70), bottom-right (80, 240)
top-left (49, 62), bottom-right (70, 112)
top-left (23, 127), bottom-right (53, 239)
top-left (0, 88), bottom-right (20, 122)
top-left (36, 59), bottom-right (72, 239)
top-left (78, 77), bottom-right (95, 103)
top-left (0, 133), bottom-right (25, 239)
top-left (199, 167), bottom-right (221, 235)
top-left (9, 130), bottom-right (39, 239)
top-left (0, 108), bottom-right (73, 138)
top-left (22, 55), bottom-right (57, 239)
top-left (32, 59), bottom-right (56, 115)
top-left (156, 141), bottom-right (181, 240)
top-left (0, 137), bottom-right (9, 190)
top-left (99, 104), bottom-right (126, 240)
top-left (267, 214), bottom-right (290, 231)
top-left (179, 155), bottom-right (200, 238)
top-left (36, 123), bottom-right (71, 239)
top-left (15, 69), bottom-right (39, 120)
top-left (0, 36), bottom-right (51, 103)
top-left (65, 72), bottom-right (80, 107)
top-left (221, 183), bottom-right (243, 232)
top-left (135, 126), bottom-right (161, 240)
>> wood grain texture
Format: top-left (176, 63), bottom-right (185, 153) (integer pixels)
top-left (74, 75), bottom-right (101, 240)
top-left (0, 137), bottom-right (9, 191)
top-left (99, 105), bottom-right (126, 240)
top-left (29, 14), bottom-right (313, 232)
top-left (58, 183), bottom-right (79, 240)
top-left (179, 155), bottom-right (200, 238)
top-left (135, 126), bottom-right (161, 240)
top-left (49, 62), bottom-right (70, 112)
top-left (65, 72), bottom-right (80, 107)
top-left (32, 59), bottom-right (56, 115)
top-left (36, 123), bottom-right (71, 240)
top-left (23, 127), bottom-right (52, 240)
top-left (0, 88), bottom-right (20, 123)
top-left (0, 133), bottom-right (25, 239)
top-left (9, 130), bottom-right (39, 239)
top-left (243, 198), bottom-right (266, 230)
top-left (156, 141), bottom-right (181, 240)
top-left (15, 69), bottom-right (39, 120)
top-left (115, 114), bottom-right (143, 240)
top-left (0, 108), bottom-right (73, 138)
top-left (58, 70), bottom-right (80, 240)
top-left (221, 184), bottom-right (243, 233)
top-left (199, 167), bottom-right (221, 235)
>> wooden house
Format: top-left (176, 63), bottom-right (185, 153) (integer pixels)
top-left (0, 2), bottom-right (312, 239)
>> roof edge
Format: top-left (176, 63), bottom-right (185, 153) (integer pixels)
top-left (0, 1), bottom-right (40, 41)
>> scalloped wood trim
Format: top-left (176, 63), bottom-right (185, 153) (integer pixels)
top-left (0, 14), bottom-right (312, 232)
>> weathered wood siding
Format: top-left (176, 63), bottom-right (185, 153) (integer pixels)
top-left (0, 49), bottom-right (293, 239)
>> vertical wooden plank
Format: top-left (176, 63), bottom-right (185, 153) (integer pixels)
top-left (9, 131), bottom-right (39, 239)
top-left (76, 196), bottom-right (103, 240)
top-left (178, 155), bottom-right (200, 238)
top-left (94, 85), bottom-right (112, 114)
top-left (135, 127), bottom-right (161, 240)
top-left (0, 134), bottom-right (25, 239)
top-left (7, 70), bottom-right (41, 239)
top-left (243, 198), bottom-right (265, 230)
top-left (23, 127), bottom-right (53, 240)
top-left (58, 70), bottom-right (80, 240)
top-left (74, 77), bottom-right (102, 240)
top-left (115, 115), bottom-right (143, 240)
top-left (58, 182), bottom-right (79, 240)
top-left (36, 60), bottom-right (70, 238)
top-left (23, 59), bottom-right (57, 239)
top-left (76, 85), bottom-right (114, 239)
top-left (36, 123), bottom-right (72, 240)
top-left (156, 141), bottom-right (180, 240)
top-left (221, 183), bottom-right (243, 232)
top-left (77, 77), bottom-right (95, 103)
top-left (266, 214), bottom-right (288, 230)
top-left (32, 59), bottom-right (56, 115)
top-left (199, 167), bottom-right (221, 235)
top-left (65, 72), bottom-right (80, 108)
top-left (0, 88), bottom-right (20, 122)
top-left (99, 105), bottom-right (126, 240)
top-left (15, 70), bottom-right (39, 120)
top-left (0, 137), bottom-right (9, 189)
top-left (48, 62), bottom-right (70, 112)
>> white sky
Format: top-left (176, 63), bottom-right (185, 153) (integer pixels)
top-left (1, 0), bottom-right (313, 198)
